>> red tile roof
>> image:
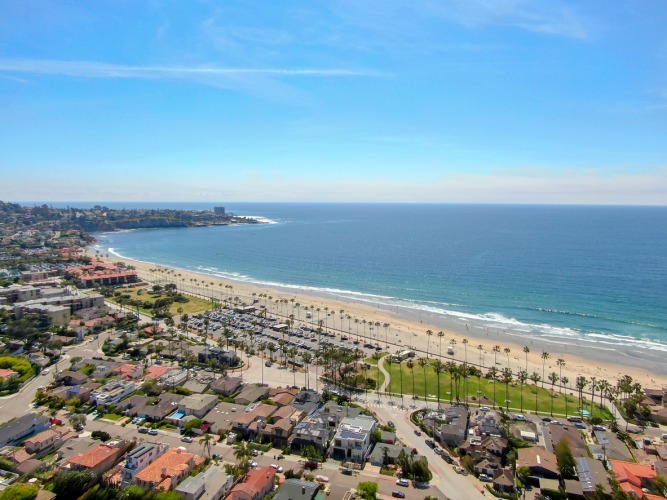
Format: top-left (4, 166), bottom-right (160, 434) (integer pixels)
top-left (66, 444), bottom-right (122, 470)
top-left (228, 467), bottom-right (276, 499)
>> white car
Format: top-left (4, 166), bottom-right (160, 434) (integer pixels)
top-left (42, 369), bottom-right (50, 375)
top-left (315, 475), bottom-right (329, 483)
top-left (249, 461), bottom-right (258, 468)
top-left (270, 464), bottom-right (284, 472)
top-left (396, 479), bottom-right (409, 487)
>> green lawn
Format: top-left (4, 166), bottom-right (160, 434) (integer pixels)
top-left (106, 286), bottom-right (214, 316)
top-left (101, 413), bottom-right (124, 421)
top-left (385, 361), bottom-right (611, 419)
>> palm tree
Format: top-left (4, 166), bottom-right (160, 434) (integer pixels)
top-left (501, 367), bottom-right (513, 410)
top-left (562, 376), bottom-right (570, 416)
top-left (449, 339), bottom-right (456, 359)
top-left (541, 351), bottom-right (549, 388)
top-left (432, 359), bottom-right (444, 409)
top-left (523, 346), bottom-right (530, 372)
top-left (462, 339), bottom-right (469, 402)
top-left (548, 372), bottom-right (559, 416)
top-left (385, 356), bottom-right (393, 402)
top-left (301, 352), bottom-right (312, 390)
top-left (199, 433), bottom-right (213, 458)
top-left (504, 347), bottom-right (511, 368)
top-left (397, 358), bottom-right (405, 407)
top-left (426, 330), bottom-right (433, 358)
top-left (493, 345), bottom-right (501, 367)
top-left (406, 359), bottom-right (415, 403)
top-left (518, 370), bottom-right (528, 413)
top-left (576, 375), bottom-right (588, 414)
top-left (489, 366), bottom-right (498, 408)
top-left (556, 358), bottom-right (565, 393)
top-left (437, 331), bottom-right (445, 358)
top-left (446, 362), bottom-right (457, 403)
top-left (418, 357), bottom-right (428, 403)
top-left (530, 371), bottom-right (541, 414)
top-left (234, 441), bottom-right (252, 479)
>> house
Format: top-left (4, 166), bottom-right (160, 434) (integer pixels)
top-left (549, 424), bottom-right (588, 457)
top-left (174, 463), bottom-right (232, 500)
top-left (55, 370), bottom-right (88, 386)
top-left (202, 402), bottom-right (247, 435)
top-left (434, 406), bottom-right (469, 447)
top-left (0, 368), bottom-right (18, 380)
top-left (178, 394), bottom-right (218, 418)
top-left (379, 430), bottom-right (396, 444)
top-left (234, 385), bottom-right (270, 405)
top-left (120, 443), bottom-right (167, 485)
top-left (210, 376), bottom-right (243, 397)
top-left (290, 391), bottom-right (322, 414)
top-left (143, 365), bottom-right (174, 380)
top-left (474, 456), bottom-right (502, 477)
top-left (275, 479), bottom-right (319, 500)
top-left (91, 380), bottom-right (138, 407)
top-left (134, 447), bottom-right (204, 491)
top-left (609, 460), bottom-right (657, 498)
top-left (123, 393), bottom-right (185, 422)
top-left (113, 363), bottom-right (143, 380)
top-left (231, 404), bottom-right (277, 439)
top-left (458, 435), bottom-right (509, 461)
top-left (24, 427), bottom-right (74, 455)
top-left (61, 441), bottom-right (126, 476)
top-left (289, 420), bottom-right (330, 453)
top-left (228, 466), bottom-right (276, 500)
top-left (0, 413), bottom-right (50, 447)
top-left (368, 444), bottom-right (413, 467)
top-left (473, 410), bottom-right (504, 437)
top-left (331, 415), bottom-right (377, 463)
top-left (493, 468), bottom-right (515, 493)
top-left (517, 448), bottom-right (560, 479)
top-left (198, 347), bottom-right (238, 368)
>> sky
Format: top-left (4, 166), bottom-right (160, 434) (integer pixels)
top-left (0, 0), bottom-right (666, 204)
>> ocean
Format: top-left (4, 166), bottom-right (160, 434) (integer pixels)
top-left (51, 202), bottom-right (667, 354)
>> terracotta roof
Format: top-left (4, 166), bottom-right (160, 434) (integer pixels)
top-left (610, 459), bottom-right (656, 488)
top-left (229, 467), bottom-right (276, 499)
top-left (0, 368), bottom-right (18, 379)
top-left (144, 365), bottom-right (174, 380)
top-left (134, 447), bottom-right (202, 487)
top-left (67, 444), bottom-right (122, 470)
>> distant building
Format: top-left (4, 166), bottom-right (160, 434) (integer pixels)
top-left (134, 447), bottom-right (203, 491)
top-left (61, 441), bottom-right (126, 476)
top-left (275, 479), bottom-right (319, 500)
top-left (120, 442), bottom-right (167, 486)
top-left (213, 207), bottom-right (225, 216)
top-left (0, 413), bottom-right (50, 447)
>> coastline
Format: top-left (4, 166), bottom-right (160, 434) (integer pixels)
top-left (91, 247), bottom-right (667, 390)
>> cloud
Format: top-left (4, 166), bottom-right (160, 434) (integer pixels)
top-left (0, 59), bottom-right (382, 79)
top-left (425, 0), bottom-right (589, 39)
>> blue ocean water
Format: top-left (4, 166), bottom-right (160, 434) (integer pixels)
top-left (54, 202), bottom-right (667, 352)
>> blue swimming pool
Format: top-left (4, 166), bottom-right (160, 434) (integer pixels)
top-left (169, 410), bottom-right (185, 419)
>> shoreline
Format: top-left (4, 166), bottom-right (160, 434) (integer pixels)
top-left (90, 245), bottom-right (667, 390)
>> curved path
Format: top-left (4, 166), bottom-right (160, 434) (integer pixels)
top-left (378, 355), bottom-right (391, 393)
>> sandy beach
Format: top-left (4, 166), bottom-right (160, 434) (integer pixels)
top-left (94, 250), bottom-right (667, 390)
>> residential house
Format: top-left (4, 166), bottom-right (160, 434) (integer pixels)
top-left (0, 413), bottom-right (50, 447)
top-left (234, 385), bottom-right (270, 405)
top-left (260, 407), bottom-right (304, 447)
top-left (493, 469), bottom-right (515, 493)
top-left (174, 463), bottom-right (232, 500)
top-left (91, 380), bottom-right (138, 407)
top-left (122, 393), bottom-right (185, 422)
top-left (178, 394), bottom-right (218, 419)
top-left (435, 406), bottom-right (469, 447)
top-left (113, 363), bottom-right (143, 381)
top-left (275, 479), bottom-right (319, 500)
top-left (0, 368), bottom-right (18, 380)
top-left (288, 420), bottom-right (330, 454)
top-left (331, 415), bottom-right (377, 463)
top-left (210, 376), bottom-right (243, 397)
top-left (368, 444), bottom-right (413, 467)
top-left (134, 447), bottom-right (204, 491)
top-left (549, 424), bottom-right (588, 457)
top-left (61, 441), bottom-right (126, 476)
top-left (231, 404), bottom-right (278, 439)
top-left (24, 427), bottom-right (74, 455)
top-left (198, 347), bottom-right (238, 368)
top-left (268, 387), bottom-right (299, 407)
top-left (517, 448), bottom-right (560, 480)
top-left (55, 370), bottom-right (88, 386)
top-left (227, 467), bottom-right (276, 500)
top-left (575, 457), bottom-right (610, 496)
top-left (120, 442), bottom-right (167, 486)
top-left (289, 391), bottom-right (322, 414)
top-left (610, 460), bottom-right (658, 498)
top-left (202, 402), bottom-right (247, 435)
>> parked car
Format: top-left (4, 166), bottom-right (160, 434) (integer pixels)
top-left (425, 439), bottom-right (436, 448)
top-left (434, 448), bottom-right (443, 456)
top-left (252, 450), bottom-right (259, 456)
top-left (315, 475), bottom-right (329, 483)
top-left (181, 436), bottom-right (193, 443)
top-left (148, 429), bottom-right (158, 435)
top-left (392, 491), bottom-right (406, 498)
top-left (479, 474), bottom-right (493, 482)
top-left (396, 479), bottom-right (409, 487)
top-left (388, 421), bottom-right (395, 428)
top-left (138, 427), bottom-right (148, 434)
top-left (341, 468), bottom-right (353, 475)
top-left (270, 464), bottom-right (283, 472)
top-left (249, 461), bottom-right (258, 468)
top-left (414, 430), bottom-right (422, 436)
top-left (574, 423), bottom-right (587, 429)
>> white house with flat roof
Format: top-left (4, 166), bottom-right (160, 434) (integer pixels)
top-left (331, 415), bottom-right (377, 463)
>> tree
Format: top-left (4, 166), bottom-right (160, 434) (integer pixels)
top-left (371, 429), bottom-right (382, 444)
top-left (199, 433), bottom-right (213, 458)
top-left (541, 351), bottom-right (550, 388)
top-left (184, 418), bottom-right (203, 433)
top-left (51, 470), bottom-right (96, 499)
top-left (68, 413), bottom-right (86, 430)
top-left (530, 371), bottom-right (541, 414)
top-left (555, 439), bottom-right (576, 479)
top-left (357, 481), bottom-right (378, 500)
top-left (0, 483), bottom-right (38, 500)
top-left (548, 371), bottom-right (559, 416)
top-left (411, 457), bottom-right (433, 482)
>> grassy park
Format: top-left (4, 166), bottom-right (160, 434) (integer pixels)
top-left (384, 359), bottom-right (612, 419)
top-left (106, 286), bottom-right (212, 317)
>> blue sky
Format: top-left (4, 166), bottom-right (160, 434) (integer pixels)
top-left (0, 0), bottom-right (666, 204)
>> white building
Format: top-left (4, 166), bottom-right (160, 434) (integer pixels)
top-left (331, 415), bottom-right (377, 463)
top-left (92, 380), bottom-right (138, 407)
top-left (120, 442), bottom-right (167, 485)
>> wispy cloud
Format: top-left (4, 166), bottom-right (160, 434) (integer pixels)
top-left (0, 59), bottom-right (383, 79)
top-left (425, 0), bottom-right (589, 40)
